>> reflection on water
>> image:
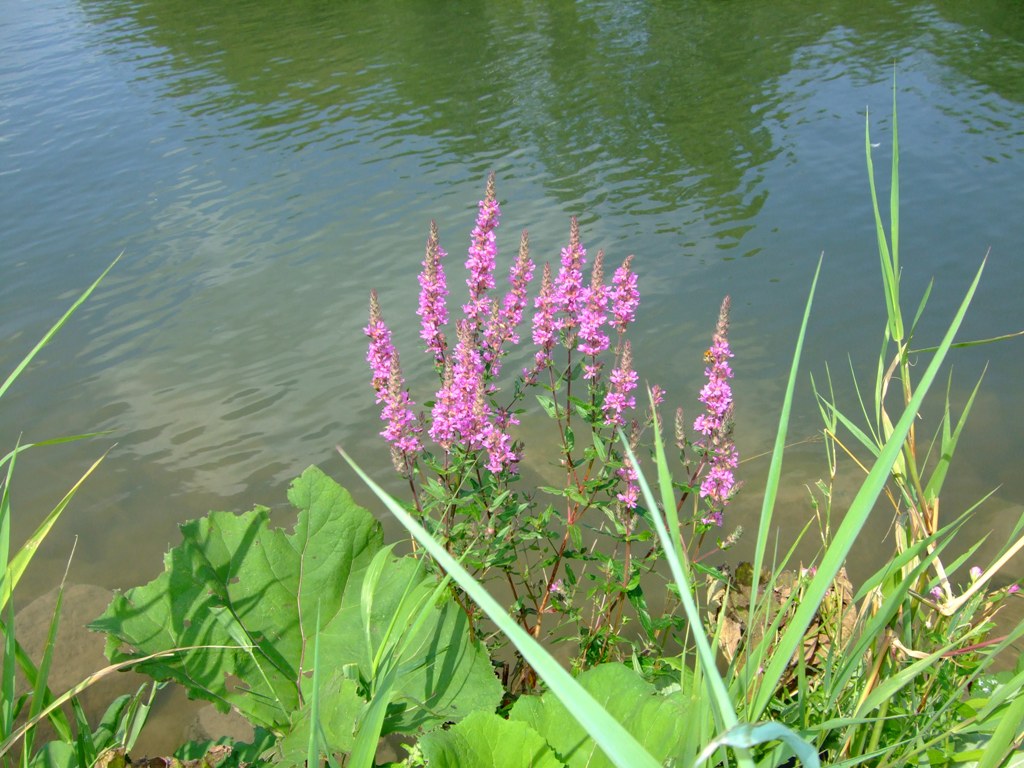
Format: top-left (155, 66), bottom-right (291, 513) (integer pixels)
top-left (2, 0), bottom-right (1023, 751)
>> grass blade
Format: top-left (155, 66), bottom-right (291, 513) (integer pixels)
top-left (0, 254), bottom-right (121, 402)
top-left (747, 254), bottom-right (823, 657)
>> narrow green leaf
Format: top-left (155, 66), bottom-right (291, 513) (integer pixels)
top-left (624, 430), bottom-right (742, 750)
top-left (923, 368), bottom-right (985, 503)
top-left (2, 450), bottom-right (107, 613)
top-left (748, 255), bottom-right (823, 651)
top-left (0, 254), bottom-right (121, 401)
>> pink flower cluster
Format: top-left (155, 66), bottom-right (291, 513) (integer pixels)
top-left (430, 321), bottom-right (519, 473)
top-left (364, 177), bottom-right (740, 527)
top-left (528, 219), bottom-right (641, 401)
top-left (694, 297), bottom-right (738, 525)
top-left (367, 174), bottom-right (532, 475)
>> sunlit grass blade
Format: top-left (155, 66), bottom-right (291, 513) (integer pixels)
top-left (22, 541), bottom-right (76, 760)
top-left (1, 433), bottom-right (111, 472)
top-left (889, 74), bottom-right (900, 293)
top-left (751, 256), bottom-right (987, 719)
top-left (923, 369), bottom-right (984, 503)
top-left (1, 450), bottom-right (108, 613)
top-left (628, 425), bottom-right (738, 737)
top-left (747, 254), bottom-right (823, 651)
top-left (0, 254), bottom-right (121, 402)
top-left (0, 438), bottom-right (16, 621)
top-left (911, 326), bottom-right (1024, 354)
top-left (337, 447), bottom-right (663, 768)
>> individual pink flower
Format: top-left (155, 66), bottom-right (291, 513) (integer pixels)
top-left (417, 220), bottom-right (449, 364)
top-left (463, 173), bottom-right (500, 323)
top-left (603, 341), bottom-right (638, 427)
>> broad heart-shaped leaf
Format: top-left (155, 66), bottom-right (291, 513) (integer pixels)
top-left (90, 466), bottom-right (500, 747)
top-left (509, 664), bottom-right (687, 768)
top-left (420, 711), bottom-right (563, 768)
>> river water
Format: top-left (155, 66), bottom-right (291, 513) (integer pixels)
top-left (3, 0), bottom-right (1023, 751)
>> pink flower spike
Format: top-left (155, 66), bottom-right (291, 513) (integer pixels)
top-left (365, 290), bottom-right (395, 402)
top-left (616, 455), bottom-right (639, 510)
top-left (380, 351), bottom-right (422, 474)
top-left (484, 229), bottom-right (535, 375)
top-left (693, 296), bottom-right (738, 527)
top-left (603, 340), bottom-right (638, 427)
top-left (577, 250), bottom-right (610, 368)
top-left (610, 255), bottom-right (639, 334)
top-left (417, 220), bottom-right (449, 363)
top-left (650, 385), bottom-right (665, 407)
top-left (463, 173), bottom-right (501, 323)
top-left (553, 217), bottom-right (587, 339)
top-left (529, 262), bottom-right (558, 376)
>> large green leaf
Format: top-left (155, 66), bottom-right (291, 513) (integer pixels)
top-left (91, 466), bottom-right (500, 751)
top-left (420, 711), bottom-right (563, 768)
top-left (509, 664), bottom-right (687, 768)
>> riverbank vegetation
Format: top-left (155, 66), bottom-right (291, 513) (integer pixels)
top-left (3, 104), bottom-right (1022, 767)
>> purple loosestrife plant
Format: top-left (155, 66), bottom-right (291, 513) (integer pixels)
top-left (362, 176), bottom-right (741, 689)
